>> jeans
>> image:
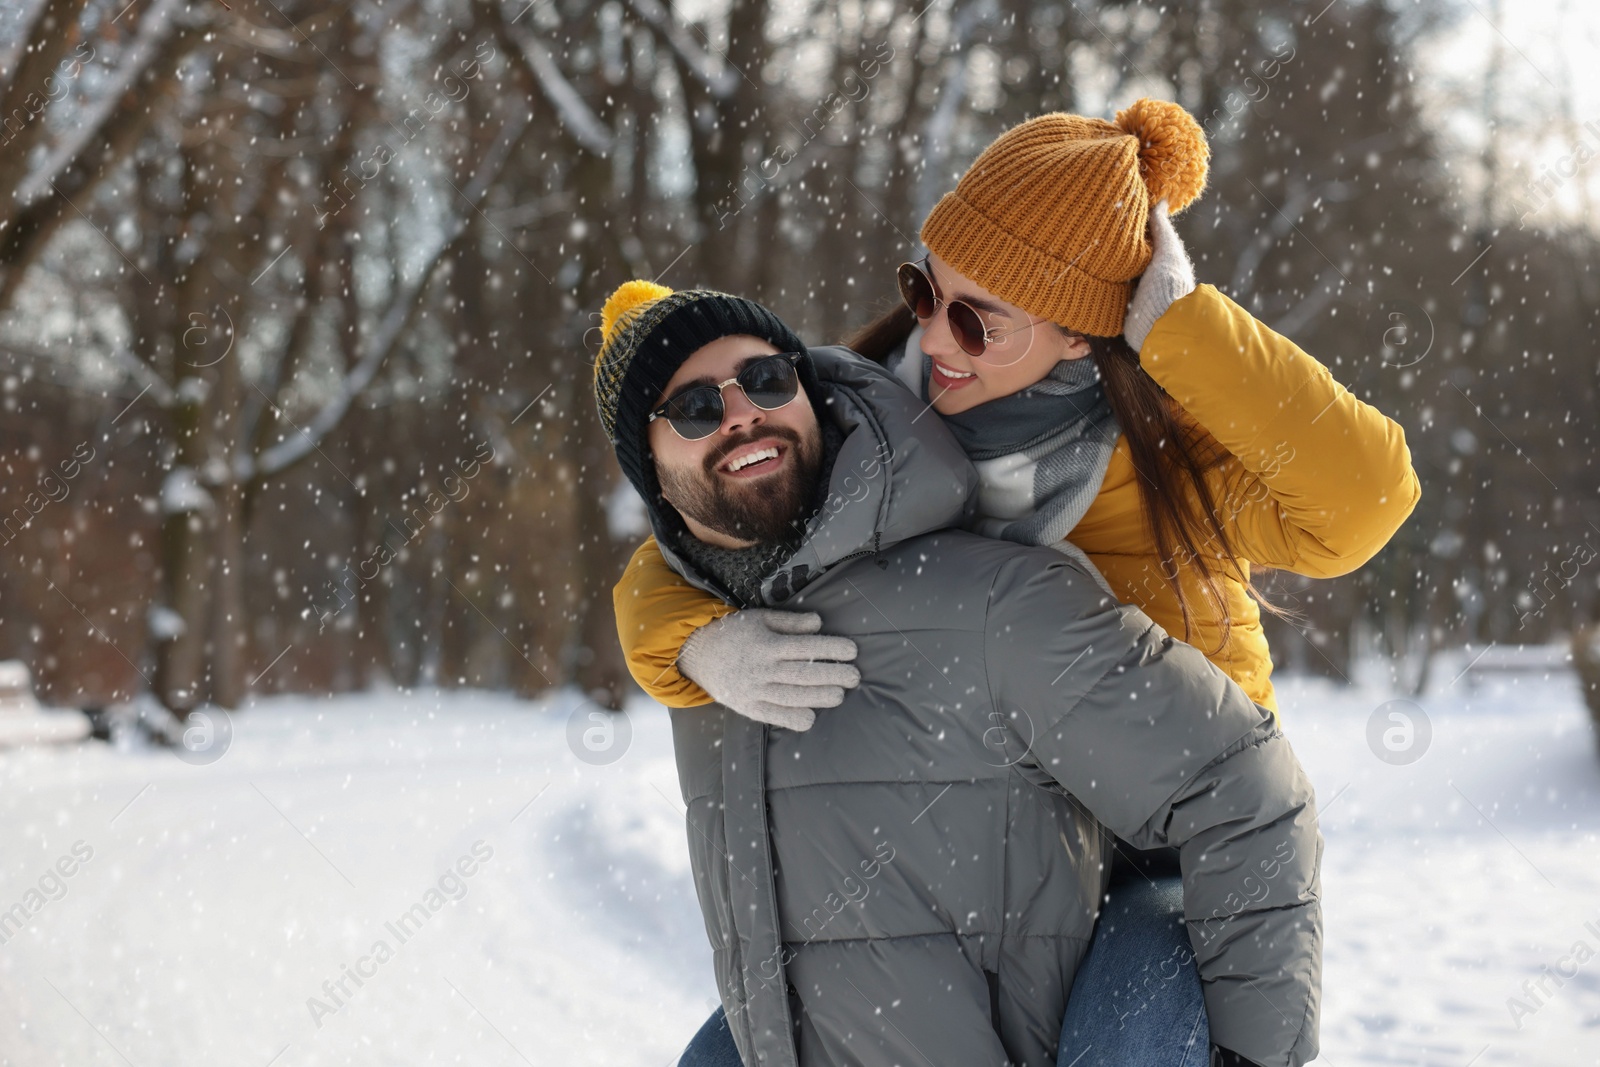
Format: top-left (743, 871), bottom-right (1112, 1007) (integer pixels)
top-left (679, 1004), bottom-right (743, 1067)
top-left (677, 861), bottom-right (1207, 1067)
top-left (1055, 861), bottom-right (1209, 1067)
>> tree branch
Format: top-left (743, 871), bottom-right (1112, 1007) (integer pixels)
top-left (623, 0), bottom-right (739, 100)
top-left (507, 31), bottom-right (613, 155)
top-left (0, 0), bottom-right (206, 313)
top-left (0, 0), bottom-right (96, 203)
top-left (249, 109), bottom-right (531, 481)
top-left (14, 0), bottom-right (192, 210)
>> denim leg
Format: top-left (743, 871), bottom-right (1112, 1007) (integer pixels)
top-left (1057, 871), bottom-right (1210, 1067)
top-left (679, 1006), bottom-right (745, 1067)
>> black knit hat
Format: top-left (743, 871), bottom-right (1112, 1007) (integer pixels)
top-left (593, 281), bottom-right (816, 511)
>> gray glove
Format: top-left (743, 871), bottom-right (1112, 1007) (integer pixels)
top-left (676, 609), bottom-right (860, 732)
top-left (1123, 199), bottom-right (1196, 352)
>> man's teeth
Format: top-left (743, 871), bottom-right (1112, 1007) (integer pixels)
top-left (727, 447), bottom-right (779, 472)
top-left (936, 363), bottom-right (976, 379)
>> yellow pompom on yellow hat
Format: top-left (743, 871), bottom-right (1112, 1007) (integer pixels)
top-left (920, 97), bottom-right (1209, 337)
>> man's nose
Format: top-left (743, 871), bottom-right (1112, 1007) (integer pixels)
top-left (718, 383), bottom-right (765, 436)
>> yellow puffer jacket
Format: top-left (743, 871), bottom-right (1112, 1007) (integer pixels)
top-left (612, 284), bottom-right (1421, 714)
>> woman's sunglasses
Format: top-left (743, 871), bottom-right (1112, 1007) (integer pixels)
top-left (896, 258), bottom-right (1043, 366)
top-left (648, 352), bottom-right (803, 441)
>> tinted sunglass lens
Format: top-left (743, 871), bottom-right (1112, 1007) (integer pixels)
top-left (740, 357), bottom-right (800, 409)
top-left (947, 302), bottom-right (989, 358)
top-left (666, 388), bottom-right (724, 440)
top-left (898, 264), bottom-right (937, 319)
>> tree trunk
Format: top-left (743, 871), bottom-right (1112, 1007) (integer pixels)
top-left (570, 405), bottom-right (632, 709)
top-left (210, 344), bottom-right (248, 708)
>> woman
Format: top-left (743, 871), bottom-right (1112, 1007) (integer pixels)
top-left (618, 99), bottom-right (1418, 1066)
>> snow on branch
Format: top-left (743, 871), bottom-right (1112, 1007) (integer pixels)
top-left (248, 111), bottom-right (531, 483)
top-left (109, 345), bottom-right (176, 408)
top-left (15, 0), bottom-right (193, 209)
top-left (624, 0), bottom-right (739, 101)
top-left (161, 467), bottom-right (214, 515)
top-left (514, 33), bottom-right (614, 156)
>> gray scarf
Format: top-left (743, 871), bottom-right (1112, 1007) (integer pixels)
top-left (892, 328), bottom-right (1120, 548)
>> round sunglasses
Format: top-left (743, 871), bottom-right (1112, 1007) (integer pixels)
top-left (648, 352), bottom-right (803, 441)
top-left (896, 258), bottom-right (1045, 366)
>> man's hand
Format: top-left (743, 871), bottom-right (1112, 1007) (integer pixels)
top-left (676, 610), bottom-right (860, 731)
top-left (1123, 198), bottom-right (1196, 352)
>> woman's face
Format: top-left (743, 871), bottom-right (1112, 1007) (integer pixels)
top-left (917, 253), bottom-right (1091, 416)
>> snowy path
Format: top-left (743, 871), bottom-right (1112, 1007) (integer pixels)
top-left (0, 670), bottom-right (1596, 1065)
top-left (1281, 668), bottom-right (1600, 1066)
top-left (0, 688), bottom-right (717, 1066)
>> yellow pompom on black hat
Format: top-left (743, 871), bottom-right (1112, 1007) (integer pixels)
top-left (592, 280), bottom-right (813, 506)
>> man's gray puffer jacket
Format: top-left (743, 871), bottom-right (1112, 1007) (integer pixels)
top-left (652, 347), bottom-right (1322, 1067)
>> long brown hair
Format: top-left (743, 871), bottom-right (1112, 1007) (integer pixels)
top-left (842, 302), bottom-right (1271, 650)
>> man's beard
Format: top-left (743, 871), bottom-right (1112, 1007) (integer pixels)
top-left (658, 425), bottom-right (825, 545)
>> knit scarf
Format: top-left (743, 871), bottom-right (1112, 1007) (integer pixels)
top-left (892, 328), bottom-right (1120, 548)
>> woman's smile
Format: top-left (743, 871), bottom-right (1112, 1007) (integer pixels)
top-left (929, 356), bottom-right (979, 390)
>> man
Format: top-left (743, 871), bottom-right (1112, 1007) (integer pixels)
top-left (594, 280), bottom-right (1322, 1067)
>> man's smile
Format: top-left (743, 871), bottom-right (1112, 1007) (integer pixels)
top-left (716, 437), bottom-right (789, 479)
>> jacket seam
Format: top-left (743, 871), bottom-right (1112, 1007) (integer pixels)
top-left (1187, 896), bottom-right (1320, 922)
top-left (1032, 625), bottom-right (1157, 743)
top-left (767, 777), bottom-right (1008, 793)
top-left (981, 557), bottom-right (1135, 755)
top-left (1188, 723), bottom-right (1282, 779)
top-left (783, 930), bottom-right (1095, 945)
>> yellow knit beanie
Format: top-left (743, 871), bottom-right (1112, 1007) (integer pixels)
top-left (919, 98), bottom-right (1209, 337)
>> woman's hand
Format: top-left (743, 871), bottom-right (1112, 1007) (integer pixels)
top-left (676, 610), bottom-right (861, 731)
top-left (1124, 199), bottom-right (1196, 352)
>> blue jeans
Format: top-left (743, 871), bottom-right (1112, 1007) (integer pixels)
top-left (1056, 868), bottom-right (1209, 1067)
top-left (679, 1005), bottom-right (744, 1067)
top-left (677, 870), bottom-right (1207, 1067)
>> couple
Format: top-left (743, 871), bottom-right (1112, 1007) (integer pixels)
top-left (593, 100), bottom-right (1419, 1067)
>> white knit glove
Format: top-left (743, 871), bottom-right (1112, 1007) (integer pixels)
top-left (1123, 199), bottom-right (1196, 352)
top-left (676, 610), bottom-right (860, 732)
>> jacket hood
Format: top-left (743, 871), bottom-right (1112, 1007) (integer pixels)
top-left (645, 345), bottom-right (978, 605)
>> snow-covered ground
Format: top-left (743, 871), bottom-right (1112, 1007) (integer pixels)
top-left (0, 664), bottom-right (1596, 1066)
top-left (1284, 661), bottom-right (1600, 1066)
